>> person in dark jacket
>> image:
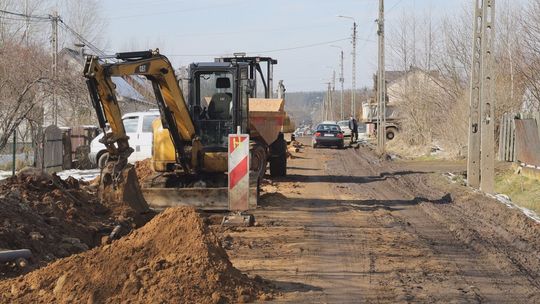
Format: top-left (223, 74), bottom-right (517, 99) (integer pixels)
top-left (349, 116), bottom-right (358, 143)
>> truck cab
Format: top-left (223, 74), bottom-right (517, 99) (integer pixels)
top-left (90, 110), bottom-right (160, 168)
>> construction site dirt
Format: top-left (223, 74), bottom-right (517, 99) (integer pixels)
top-left (1, 140), bottom-right (539, 303)
top-left (216, 138), bottom-right (540, 303)
top-left (0, 168), bottom-right (154, 279)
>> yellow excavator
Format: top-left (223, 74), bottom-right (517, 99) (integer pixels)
top-left (83, 49), bottom-right (287, 210)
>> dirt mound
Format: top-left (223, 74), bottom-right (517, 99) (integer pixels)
top-left (134, 158), bottom-right (154, 184)
top-left (0, 169), bottom-right (154, 278)
top-left (0, 207), bottom-right (269, 303)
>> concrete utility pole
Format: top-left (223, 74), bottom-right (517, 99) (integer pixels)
top-left (352, 22), bottom-right (357, 119)
top-left (376, 0), bottom-right (386, 154)
top-left (51, 11), bottom-right (59, 126)
top-left (339, 50), bottom-right (344, 120)
top-left (467, 0), bottom-right (496, 193)
top-left (326, 82), bottom-right (333, 121)
top-left (331, 70), bottom-right (336, 120)
top-left (338, 16), bottom-right (357, 118)
top-left (331, 45), bottom-right (345, 120)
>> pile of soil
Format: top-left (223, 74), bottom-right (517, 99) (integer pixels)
top-left (134, 158), bottom-right (154, 184)
top-left (0, 168), bottom-right (153, 278)
top-left (0, 207), bottom-right (270, 303)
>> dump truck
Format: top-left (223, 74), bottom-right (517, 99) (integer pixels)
top-left (83, 50), bottom-right (287, 210)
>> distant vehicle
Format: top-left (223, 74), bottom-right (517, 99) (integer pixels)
top-left (312, 123), bottom-right (344, 149)
top-left (89, 110), bottom-right (160, 168)
top-left (337, 120), bottom-right (352, 137)
top-left (357, 122), bottom-right (368, 140)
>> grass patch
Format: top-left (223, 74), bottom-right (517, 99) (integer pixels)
top-left (495, 169), bottom-right (540, 214)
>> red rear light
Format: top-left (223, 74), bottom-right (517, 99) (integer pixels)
top-left (337, 133), bottom-right (344, 139)
top-left (315, 132), bottom-right (321, 137)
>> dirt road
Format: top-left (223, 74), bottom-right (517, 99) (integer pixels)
top-left (221, 139), bottom-right (540, 303)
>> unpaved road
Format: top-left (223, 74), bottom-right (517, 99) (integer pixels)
top-left (220, 139), bottom-right (540, 303)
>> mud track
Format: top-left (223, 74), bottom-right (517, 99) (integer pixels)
top-left (220, 139), bottom-right (540, 303)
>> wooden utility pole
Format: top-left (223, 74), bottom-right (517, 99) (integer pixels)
top-left (377, 0), bottom-right (386, 154)
top-left (468, 0), bottom-right (496, 193)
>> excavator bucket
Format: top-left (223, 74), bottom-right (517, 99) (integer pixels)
top-left (97, 164), bottom-right (152, 226)
top-left (141, 187), bottom-right (258, 211)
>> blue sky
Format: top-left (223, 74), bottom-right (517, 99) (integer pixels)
top-left (102, 0), bottom-right (467, 92)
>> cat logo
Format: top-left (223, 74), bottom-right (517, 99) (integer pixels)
top-left (137, 64), bottom-right (149, 73)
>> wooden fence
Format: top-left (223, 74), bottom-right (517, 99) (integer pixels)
top-left (35, 125), bottom-right (64, 173)
top-left (33, 125), bottom-right (99, 173)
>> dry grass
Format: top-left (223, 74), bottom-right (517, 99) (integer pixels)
top-left (496, 169), bottom-right (540, 214)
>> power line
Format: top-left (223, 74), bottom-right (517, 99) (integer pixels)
top-left (58, 20), bottom-right (105, 56)
top-left (0, 15), bottom-right (48, 22)
top-left (0, 9), bottom-right (49, 20)
top-left (168, 37), bottom-right (351, 57)
top-left (387, 0), bottom-right (405, 13)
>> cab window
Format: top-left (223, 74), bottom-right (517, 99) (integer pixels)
top-left (142, 115), bottom-right (159, 132)
top-left (123, 116), bottom-right (139, 133)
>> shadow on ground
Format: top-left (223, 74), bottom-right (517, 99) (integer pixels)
top-left (274, 170), bottom-right (432, 184)
top-left (259, 192), bottom-right (452, 211)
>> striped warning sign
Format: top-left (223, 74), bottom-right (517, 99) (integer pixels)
top-left (228, 134), bottom-right (250, 211)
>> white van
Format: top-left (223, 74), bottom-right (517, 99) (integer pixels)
top-left (89, 110), bottom-right (160, 168)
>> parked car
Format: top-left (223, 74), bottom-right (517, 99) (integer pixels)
top-left (90, 110), bottom-right (160, 168)
top-left (337, 120), bottom-right (352, 137)
top-left (312, 123), bottom-right (344, 149)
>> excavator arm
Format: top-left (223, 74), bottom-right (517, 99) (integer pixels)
top-left (83, 50), bottom-right (195, 172)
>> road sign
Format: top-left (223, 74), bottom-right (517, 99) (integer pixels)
top-left (228, 134), bottom-right (250, 211)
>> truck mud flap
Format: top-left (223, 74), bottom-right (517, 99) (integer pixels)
top-left (141, 187), bottom-right (258, 211)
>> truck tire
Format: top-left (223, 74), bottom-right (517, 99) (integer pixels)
top-left (386, 127), bottom-right (397, 140)
top-left (269, 133), bottom-right (287, 177)
top-left (270, 153), bottom-right (287, 177)
top-left (98, 152), bottom-right (109, 169)
top-left (250, 143), bottom-right (267, 181)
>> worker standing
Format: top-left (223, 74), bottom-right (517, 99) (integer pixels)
top-left (349, 116), bottom-right (358, 143)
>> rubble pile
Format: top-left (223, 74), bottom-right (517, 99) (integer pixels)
top-left (0, 168), bottom-right (153, 278)
top-left (0, 207), bottom-right (270, 303)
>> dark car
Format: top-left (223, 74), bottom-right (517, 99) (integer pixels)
top-left (312, 123), bottom-right (345, 149)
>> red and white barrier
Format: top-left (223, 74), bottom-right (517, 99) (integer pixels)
top-left (228, 134), bottom-right (250, 211)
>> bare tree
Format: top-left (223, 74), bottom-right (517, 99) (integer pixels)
top-left (0, 42), bottom-right (50, 150)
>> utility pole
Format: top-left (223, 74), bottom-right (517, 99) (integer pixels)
top-left (351, 21), bottom-right (357, 119)
top-left (377, 0), bottom-right (386, 154)
top-left (331, 70), bottom-right (336, 121)
top-left (325, 82), bottom-right (332, 121)
top-left (468, 0), bottom-right (496, 193)
top-left (330, 45), bottom-right (345, 120)
top-left (337, 16), bottom-right (357, 118)
top-left (51, 11), bottom-right (59, 126)
top-left (339, 50), bottom-right (344, 120)
top-left (24, 0), bottom-right (29, 45)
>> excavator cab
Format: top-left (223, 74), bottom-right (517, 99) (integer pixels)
top-left (189, 62), bottom-right (250, 149)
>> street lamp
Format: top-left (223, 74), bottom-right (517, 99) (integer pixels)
top-left (330, 45), bottom-right (345, 120)
top-left (337, 15), bottom-right (357, 119)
